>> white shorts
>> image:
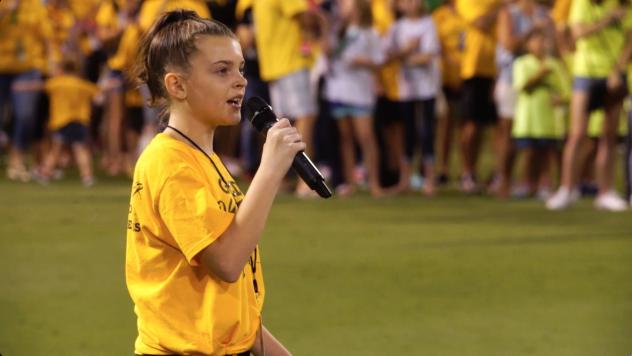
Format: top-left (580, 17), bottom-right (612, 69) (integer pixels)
top-left (269, 69), bottom-right (317, 119)
top-left (494, 80), bottom-right (516, 119)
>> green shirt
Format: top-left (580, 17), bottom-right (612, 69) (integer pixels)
top-left (513, 54), bottom-right (569, 139)
top-left (569, 0), bottom-right (632, 77)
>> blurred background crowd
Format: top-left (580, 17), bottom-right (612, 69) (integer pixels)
top-left (1, 0), bottom-right (632, 211)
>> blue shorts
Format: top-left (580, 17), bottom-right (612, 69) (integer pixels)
top-left (53, 122), bottom-right (89, 144)
top-left (329, 102), bottom-right (373, 120)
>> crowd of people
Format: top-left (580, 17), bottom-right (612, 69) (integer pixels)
top-left (1, 0), bottom-right (632, 211)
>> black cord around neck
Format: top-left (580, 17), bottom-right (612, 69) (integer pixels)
top-left (165, 125), bottom-right (231, 187)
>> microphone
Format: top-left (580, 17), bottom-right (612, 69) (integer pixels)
top-left (245, 96), bottom-right (333, 198)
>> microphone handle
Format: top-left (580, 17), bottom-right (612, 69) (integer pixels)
top-left (292, 152), bottom-right (333, 198)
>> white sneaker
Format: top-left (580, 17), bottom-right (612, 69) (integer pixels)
top-left (594, 191), bottom-right (628, 212)
top-left (546, 187), bottom-right (579, 210)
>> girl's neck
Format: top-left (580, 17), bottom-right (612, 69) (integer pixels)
top-left (165, 110), bottom-right (215, 156)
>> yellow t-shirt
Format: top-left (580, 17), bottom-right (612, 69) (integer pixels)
top-left (44, 75), bottom-right (99, 130)
top-left (0, 0), bottom-right (51, 73)
top-left (47, 4), bottom-right (76, 72)
top-left (433, 4), bottom-right (466, 89)
top-left (138, 0), bottom-right (212, 31)
top-left (456, 0), bottom-right (499, 79)
top-left (68, 0), bottom-right (101, 19)
top-left (551, 0), bottom-right (572, 29)
top-left (372, 0), bottom-right (401, 101)
top-left (570, 0), bottom-right (632, 77)
top-left (126, 133), bottom-right (264, 355)
top-left (512, 54), bottom-right (569, 139)
top-left (253, 0), bottom-right (311, 81)
top-left (108, 24), bottom-right (142, 72)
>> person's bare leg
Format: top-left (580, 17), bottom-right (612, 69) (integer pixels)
top-left (352, 116), bottom-right (384, 197)
top-left (337, 118), bottom-right (356, 195)
top-left (40, 139), bottom-right (64, 179)
top-left (596, 101), bottom-right (622, 193)
top-left (294, 115), bottom-right (316, 196)
top-left (459, 120), bottom-right (480, 192)
top-left (437, 104), bottom-right (454, 180)
top-left (560, 91), bottom-right (590, 189)
top-left (495, 118), bottom-right (514, 198)
top-left (105, 89), bottom-right (124, 176)
top-left (72, 142), bottom-right (94, 185)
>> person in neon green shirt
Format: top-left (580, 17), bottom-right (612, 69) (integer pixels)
top-left (547, 0), bottom-right (632, 211)
top-left (512, 29), bottom-right (569, 197)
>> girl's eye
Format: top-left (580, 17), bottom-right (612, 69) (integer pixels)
top-left (217, 67), bottom-right (229, 75)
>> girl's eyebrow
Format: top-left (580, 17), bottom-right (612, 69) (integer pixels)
top-left (212, 60), bottom-right (245, 66)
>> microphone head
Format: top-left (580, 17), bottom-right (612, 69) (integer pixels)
top-left (245, 96), bottom-right (277, 133)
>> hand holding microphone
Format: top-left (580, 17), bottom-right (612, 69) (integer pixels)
top-left (246, 97), bottom-right (333, 198)
top-left (260, 119), bottom-right (306, 180)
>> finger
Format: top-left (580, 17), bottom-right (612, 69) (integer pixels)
top-left (272, 118), bottom-right (292, 129)
top-left (283, 133), bottom-right (303, 143)
top-left (291, 141), bottom-right (307, 152)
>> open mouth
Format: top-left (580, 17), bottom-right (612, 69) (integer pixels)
top-left (227, 96), bottom-right (243, 108)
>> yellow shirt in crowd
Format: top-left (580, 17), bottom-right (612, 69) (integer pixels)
top-left (569, 0), bottom-right (632, 78)
top-left (138, 0), bottom-right (212, 31)
top-left (433, 4), bottom-right (466, 89)
top-left (253, 0), bottom-right (312, 81)
top-left (108, 24), bottom-right (143, 72)
top-left (126, 133), bottom-right (264, 355)
top-left (0, 0), bottom-right (51, 74)
top-left (46, 3), bottom-right (76, 72)
top-left (456, 0), bottom-right (499, 80)
top-left (44, 75), bottom-right (99, 130)
top-left (372, 0), bottom-right (401, 101)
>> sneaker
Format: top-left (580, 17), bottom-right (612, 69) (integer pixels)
top-left (594, 191), bottom-right (628, 212)
top-left (459, 174), bottom-right (479, 194)
top-left (545, 187), bottom-right (579, 210)
top-left (536, 187), bottom-right (552, 201)
top-left (81, 176), bottom-right (96, 187)
top-left (7, 166), bottom-right (31, 182)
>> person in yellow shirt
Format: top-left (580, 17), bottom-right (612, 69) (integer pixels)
top-left (96, 0), bottom-right (142, 176)
top-left (34, 59), bottom-right (99, 186)
top-left (253, 0), bottom-right (326, 197)
top-left (0, 0), bottom-right (52, 182)
top-left (128, 10), bottom-right (297, 355)
top-left (433, 0), bottom-right (465, 186)
top-left (546, 0), bottom-right (632, 211)
top-left (456, 0), bottom-right (503, 193)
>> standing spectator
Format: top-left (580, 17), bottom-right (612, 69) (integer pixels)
top-left (0, 0), bottom-right (51, 182)
top-left (493, 0), bottom-right (553, 197)
top-left (32, 58), bottom-right (99, 186)
top-left (385, 0), bottom-right (441, 196)
top-left (236, 0), bottom-right (269, 178)
top-left (433, 0), bottom-right (465, 186)
top-left (512, 29), bottom-right (569, 197)
top-left (546, 0), bottom-right (632, 211)
top-left (323, 0), bottom-right (385, 197)
top-left (253, 0), bottom-right (326, 197)
top-left (456, 0), bottom-right (503, 193)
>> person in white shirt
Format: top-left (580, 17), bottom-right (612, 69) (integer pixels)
top-left (324, 0), bottom-right (385, 197)
top-left (385, 0), bottom-right (441, 196)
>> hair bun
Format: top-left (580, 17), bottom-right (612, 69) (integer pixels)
top-left (154, 9), bottom-right (197, 32)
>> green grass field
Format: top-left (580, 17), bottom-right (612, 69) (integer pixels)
top-left (1, 176), bottom-right (631, 355)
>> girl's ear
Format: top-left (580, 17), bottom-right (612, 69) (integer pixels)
top-left (164, 72), bottom-right (187, 100)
